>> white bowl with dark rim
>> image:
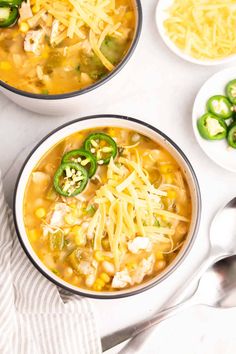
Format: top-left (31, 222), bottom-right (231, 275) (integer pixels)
top-left (0, 1), bottom-right (142, 116)
top-left (13, 114), bottom-right (201, 299)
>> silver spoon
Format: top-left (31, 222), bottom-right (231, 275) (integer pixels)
top-left (102, 197), bottom-right (236, 352)
top-left (116, 255), bottom-right (236, 354)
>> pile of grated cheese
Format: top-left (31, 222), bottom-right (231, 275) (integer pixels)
top-left (86, 153), bottom-right (189, 271)
top-left (29, 0), bottom-right (130, 70)
top-left (164, 0), bottom-right (236, 60)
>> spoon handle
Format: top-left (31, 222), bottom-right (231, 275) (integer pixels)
top-left (102, 248), bottom-right (226, 352)
top-left (102, 297), bottom-right (195, 352)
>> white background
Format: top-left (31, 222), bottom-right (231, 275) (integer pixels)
top-left (1, 1), bottom-right (236, 353)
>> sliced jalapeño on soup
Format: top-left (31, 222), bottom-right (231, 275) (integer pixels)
top-left (1, 0), bottom-right (23, 6)
top-left (62, 149), bottom-right (97, 178)
top-left (0, 5), bottom-right (18, 27)
top-left (54, 162), bottom-right (88, 197)
top-left (84, 133), bottom-right (117, 165)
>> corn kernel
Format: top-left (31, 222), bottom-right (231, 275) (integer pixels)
top-left (156, 252), bottom-right (164, 261)
top-left (72, 208), bottom-right (79, 217)
top-left (28, 229), bottom-right (38, 242)
top-left (32, 5), bottom-right (40, 13)
top-left (155, 260), bottom-right (166, 271)
top-left (71, 225), bottom-right (79, 232)
top-left (0, 61), bottom-right (12, 70)
top-left (96, 278), bottom-right (105, 287)
top-left (64, 267), bottom-right (73, 277)
top-left (72, 225), bottom-right (87, 246)
top-left (167, 190), bottom-right (176, 199)
top-left (41, 51), bottom-right (49, 59)
top-left (35, 207), bottom-right (46, 219)
top-left (107, 128), bottom-right (116, 137)
top-left (159, 165), bottom-right (173, 174)
top-left (64, 228), bottom-right (70, 235)
top-left (72, 275), bottom-right (81, 284)
top-left (126, 262), bottom-right (136, 271)
top-left (164, 173), bottom-right (173, 184)
top-left (19, 22), bottom-right (29, 33)
top-left (125, 11), bottom-right (134, 21)
top-left (94, 251), bottom-right (105, 262)
top-left (93, 284), bottom-right (102, 291)
top-left (41, 46), bottom-right (50, 59)
top-left (100, 273), bottom-right (110, 283)
top-left (75, 232), bottom-right (86, 246)
top-left (64, 214), bottom-right (75, 225)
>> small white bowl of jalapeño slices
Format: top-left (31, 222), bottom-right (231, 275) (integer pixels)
top-left (193, 68), bottom-right (236, 172)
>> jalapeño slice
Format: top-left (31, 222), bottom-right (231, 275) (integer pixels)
top-left (0, 5), bottom-right (18, 27)
top-left (0, 0), bottom-right (23, 6)
top-left (84, 133), bottom-right (117, 165)
top-left (62, 149), bottom-right (97, 177)
top-left (206, 95), bottom-right (233, 119)
top-left (54, 162), bottom-right (88, 197)
top-left (226, 79), bottom-right (236, 105)
top-left (197, 113), bottom-right (227, 140)
top-left (227, 123), bottom-right (236, 148)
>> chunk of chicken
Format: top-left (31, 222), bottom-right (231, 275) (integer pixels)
top-left (19, 1), bottom-right (33, 21)
top-left (32, 171), bottom-right (50, 183)
top-left (78, 261), bottom-right (94, 275)
top-left (131, 255), bottom-right (155, 284)
top-left (111, 255), bottom-right (155, 288)
top-left (50, 203), bottom-right (70, 227)
top-left (79, 39), bottom-right (93, 56)
top-left (128, 237), bottom-right (151, 254)
top-left (24, 30), bottom-right (44, 55)
top-left (111, 269), bottom-right (132, 289)
top-left (32, 171), bottom-right (50, 191)
top-left (36, 65), bottom-right (50, 82)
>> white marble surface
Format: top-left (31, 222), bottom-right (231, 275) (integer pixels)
top-left (1, 1), bottom-right (236, 353)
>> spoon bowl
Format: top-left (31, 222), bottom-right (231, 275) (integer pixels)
top-left (191, 256), bottom-right (236, 307)
top-left (209, 197), bottom-right (236, 257)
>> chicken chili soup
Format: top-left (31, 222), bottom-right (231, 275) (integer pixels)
top-left (0, 0), bottom-right (136, 95)
top-left (24, 128), bottom-right (192, 292)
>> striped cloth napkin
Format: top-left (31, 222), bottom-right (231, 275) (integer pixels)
top-left (0, 176), bottom-right (101, 354)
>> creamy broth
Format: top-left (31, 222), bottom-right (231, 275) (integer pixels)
top-left (0, 0), bottom-right (135, 94)
top-left (23, 127), bottom-right (192, 292)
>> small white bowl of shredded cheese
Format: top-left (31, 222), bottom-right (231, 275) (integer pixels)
top-left (156, 0), bottom-right (236, 66)
top-left (192, 67), bottom-right (236, 172)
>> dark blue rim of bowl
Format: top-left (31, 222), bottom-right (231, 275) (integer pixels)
top-left (0, 1), bottom-right (143, 100)
top-left (13, 115), bottom-right (201, 299)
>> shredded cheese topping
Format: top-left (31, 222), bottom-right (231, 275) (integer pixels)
top-left (29, 0), bottom-right (130, 70)
top-left (164, 0), bottom-right (236, 60)
top-left (86, 154), bottom-right (189, 271)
